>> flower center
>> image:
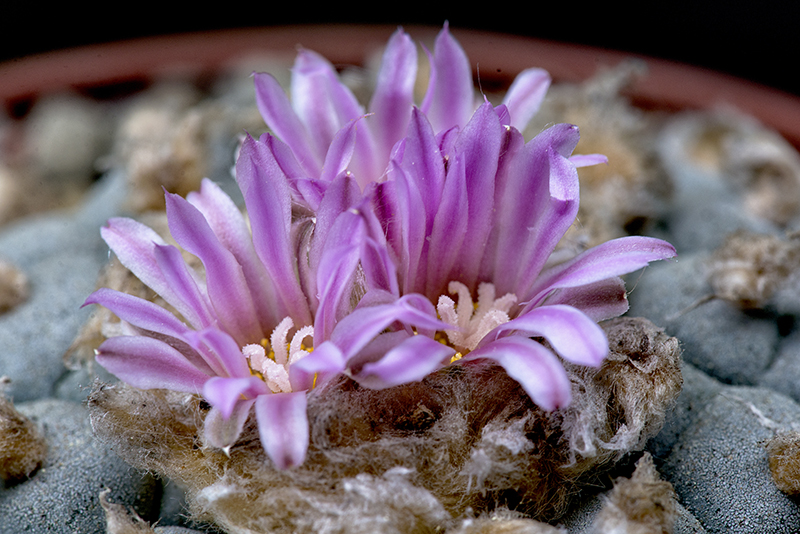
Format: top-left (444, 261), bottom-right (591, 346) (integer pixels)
top-left (436, 281), bottom-right (517, 354)
top-left (243, 317), bottom-right (314, 393)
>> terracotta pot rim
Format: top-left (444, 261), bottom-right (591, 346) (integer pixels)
top-left (3, 23), bottom-right (800, 148)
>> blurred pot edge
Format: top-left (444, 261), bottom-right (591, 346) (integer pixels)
top-left (2, 24), bottom-right (799, 148)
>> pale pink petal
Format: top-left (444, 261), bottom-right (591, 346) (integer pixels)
top-left (313, 207), bottom-right (367, 342)
top-left (203, 400), bottom-right (255, 452)
top-left (368, 28), bottom-right (418, 165)
top-left (485, 124), bottom-right (580, 296)
top-left (100, 218), bottom-right (167, 284)
top-left (291, 49), bottom-right (374, 176)
top-left (494, 103), bottom-right (511, 126)
top-left (400, 107), bottom-right (446, 226)
top-left (502, 68), bottom-right (551, 132)
top-left (254, 72), bottom-right (321, 178)
top-left (569, 153), bottom-right (609, 167)
top-left (426, 22), bottom-right (475, 133)
top-left (448, 102), bottom-right (503, 286)
top-left (294, 177), bottom-right (328, 211)
top-left (152, 244), bottom-right (216, 329)
top-left (356, 334), bottom-right (455, 389)
top-left (189, 328), bottom-right (253, 380)
top-left (288, 340), bottom-right (347, 391)
top-left (387, 162), bottom-right (428, 294)
top-left (95, 336), bottom-right (210, 393)
top-left (425, 154), bottom-right (468, 297)
top-left (526, 236), bottom-right (678, 310)
top-left (187, 178), bottom-right (284, 329)
top-left (481, 305), bottom-right (608, 367)
top-left (83, 288), bottom-right (191, 340)
top-left (330, 294), bottom-right (446, 358)
top-left (513, 143), bottom-right (582, 296)
top-left (465, 336), bottom-right (572, 411)
top-left (358, 198), bottom-right (400, 297)
top-left (203, 376), bottom-right (269, 419)
top-left (165, 191), bottom-right (263, 343)
top-left (319, 117), bottom-right (360, 183)
top-left (100, 218), bottom-right (209, 328)
top-left (541, 278), bottom-right (629, 322)
top-left (255, 392), bottom-right (309, 469)
top-left (236, 134), bottom-right (312, 325)
top-left (262, 133), bottom-right (319, 203)
top-left (85, 288), bottom-right (217, 375)
top-left (303, 174), bottom-right (362, 317)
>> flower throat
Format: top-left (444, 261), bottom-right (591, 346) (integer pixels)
top-left (436, 281), bottom-right (517, 355)
top-left (244, 317), bottom-right (314, 393)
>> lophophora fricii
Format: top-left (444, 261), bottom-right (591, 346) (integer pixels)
top-left (80, 25), bottom-right (682, 533)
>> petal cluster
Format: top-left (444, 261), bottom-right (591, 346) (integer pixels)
top-left (85, 137), bottom-right (376, 468)
top-left (254, 22), bottom-right (552, 189)
top-left (86, 24), bottom-right (676, 471)
top-left (250, 23), bottom-right (676, 410)
top-left (320, 100), bottom-right (677, 410)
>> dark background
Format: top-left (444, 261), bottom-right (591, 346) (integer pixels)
top-left (3, 4), bottom-right (798, 96)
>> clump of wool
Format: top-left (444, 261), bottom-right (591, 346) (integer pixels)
top-left (0, 259), bottom-right (28, 315)
top-left (767, 431), bottom-right (800, 495)
top-left (591, 452), bottom-right (677, 534)
top-left (0, 392), bottom-right (47, 483)
top-left (707, 230), bottom-right (800, 309)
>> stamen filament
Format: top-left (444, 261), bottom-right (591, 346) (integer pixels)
top-left (436, 281), bottom-right (517, 353)
top-left (270, 317), bottom-right (294, 365)
top-left (244, 317), bottom-right (314, 393)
